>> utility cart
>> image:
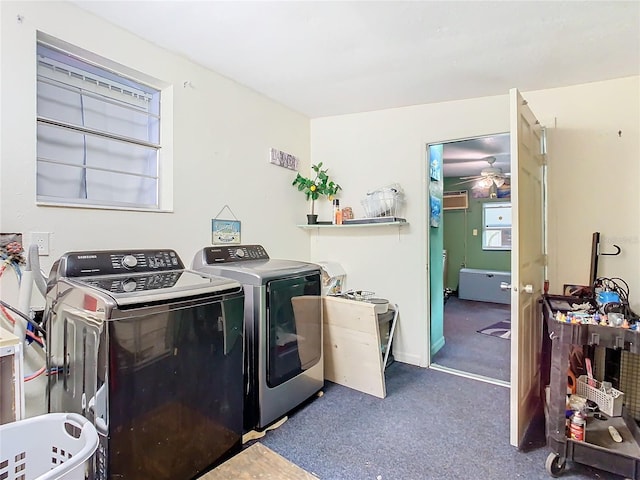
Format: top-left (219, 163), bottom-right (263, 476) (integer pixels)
top-left (543, 294), bottom-right (640, 478)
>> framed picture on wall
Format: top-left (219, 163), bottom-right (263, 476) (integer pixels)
top-left (430, 195), bottom-right (441, 227)
top-left (212, 219), bottom-right (241, 244)
top-left (430, 156), bottom-right (442, 181)
top-left (269, 148), bottom-right (299, 171)
top-left (429, 145), bottom-right (443, 181)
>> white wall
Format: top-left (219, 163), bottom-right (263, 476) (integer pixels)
top-left (310, 96), bottom-right (511, 366)
top-left (0, 1), bottom-right (312, 309)
top-left (310, 76), bottom-right (640, 367)
top-left (526, 77), bottom-right (640, 302)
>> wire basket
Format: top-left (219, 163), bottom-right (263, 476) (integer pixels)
top-left (0, 413), bottom-right (98, 480)
top-left (576, 375), bottom-right (624, 417)
top-left (343, 290), bottom-right (375, 301)
top-left (361, 185), bottom-right (404, 218)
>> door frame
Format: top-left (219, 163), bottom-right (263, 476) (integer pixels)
top-left (425, 132), bottom-right (512, 370)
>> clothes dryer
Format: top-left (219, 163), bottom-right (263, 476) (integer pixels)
top-left (192, 245), bottom-right (323, 431)
top-left (45, 249), bottom-right (244, 480)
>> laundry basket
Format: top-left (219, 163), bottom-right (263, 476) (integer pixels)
top-left (0, 413), bottom-right (98, 480)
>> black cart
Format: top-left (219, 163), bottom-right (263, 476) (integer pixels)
top-left (543, 294), bottom-right (640, 478)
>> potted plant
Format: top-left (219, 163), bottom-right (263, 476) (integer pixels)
top-left (292, 162), bottom-right (342, 224)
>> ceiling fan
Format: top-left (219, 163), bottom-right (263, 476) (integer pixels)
top-left (454, 156), bottom-right (510, 188)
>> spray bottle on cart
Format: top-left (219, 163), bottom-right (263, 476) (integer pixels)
top-left (569, 409), bottom-right (586, 441)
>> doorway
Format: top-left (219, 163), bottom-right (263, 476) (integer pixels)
top-left (429, 133), bottom-right (512, 386)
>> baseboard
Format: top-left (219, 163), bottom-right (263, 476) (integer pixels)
top-left (392, 350), bottom-right (422, 366)
top-left (430, 335), bottom-right (446, 357)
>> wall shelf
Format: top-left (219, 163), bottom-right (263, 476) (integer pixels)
top-left (297, 221), bottom-right (408, 229)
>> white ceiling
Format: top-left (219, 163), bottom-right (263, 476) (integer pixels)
top-left (442, 133), bottom-right (510, 177)
top-left (70, 1), bottom-right (639, 175)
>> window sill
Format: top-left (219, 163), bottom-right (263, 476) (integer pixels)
top-left (36, 200), bottom-right (173, 213)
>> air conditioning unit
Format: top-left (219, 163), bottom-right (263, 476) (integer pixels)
top-left (443, 191), bottom-right (469, 210)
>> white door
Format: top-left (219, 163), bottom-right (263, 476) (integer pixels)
top-left (509, 88), bottom-right (546, 447)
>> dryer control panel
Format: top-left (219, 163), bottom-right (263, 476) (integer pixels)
top-left (58, 250), bottom-right (184, 277)
top-left (204, 245), bottom-right (269, 264)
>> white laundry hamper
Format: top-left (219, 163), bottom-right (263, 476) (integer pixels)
top-left (0, 413), bottom-right (98, 480)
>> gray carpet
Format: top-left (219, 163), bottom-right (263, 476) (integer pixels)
top-left (432, 296), bottom-right (511, 382)
top-left (259, 364), bottom-right (622, 479)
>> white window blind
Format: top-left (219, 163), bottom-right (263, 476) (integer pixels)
top-left (482, 202), bottom-right (512, 250)
top-left (36, 41), bottom-right (162, 210)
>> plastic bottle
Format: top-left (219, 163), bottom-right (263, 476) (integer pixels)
top-left (333, 199), bottom-right (342, 225)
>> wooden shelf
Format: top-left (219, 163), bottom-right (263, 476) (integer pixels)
top-left (297, 221), bottom-right (408, 229)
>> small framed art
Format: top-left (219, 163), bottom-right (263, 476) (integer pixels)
top-left (212, 219), bottom-right (241, 245)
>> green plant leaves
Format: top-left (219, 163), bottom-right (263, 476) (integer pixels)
top-left (292, 163), bottom-right (342, 213)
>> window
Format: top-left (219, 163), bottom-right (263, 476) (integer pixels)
top-left (482, 202), bottom-right (512, 250)
top-left (36, 34), bottom-right (166, 210)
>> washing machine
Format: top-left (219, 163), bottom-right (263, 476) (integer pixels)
top-left (45, 249), bottom-right (245, 480)
top-left (192, 244), bottom-right (323, 431)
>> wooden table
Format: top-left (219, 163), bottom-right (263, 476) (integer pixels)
top-left (323, 296), bottom-right (397, 398)
top-left (199, 443), bottom-right (318, 480)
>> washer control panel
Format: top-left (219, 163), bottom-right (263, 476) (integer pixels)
top-left (61, 250), bottom-right (184, 277)
top-left (204, 245), bottom-right (269, 264)
top-left (79, 271), bottom-right (183, 293)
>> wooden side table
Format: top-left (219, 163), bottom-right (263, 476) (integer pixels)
top-left (322, 296), bottom-right (398, 398)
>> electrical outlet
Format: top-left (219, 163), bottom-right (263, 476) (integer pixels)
top-left (31, 232), bottom-right (50, 256)
top-left (472, 228), bottom-right (478, 236)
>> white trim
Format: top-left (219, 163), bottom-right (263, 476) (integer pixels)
top-left (421, 143), bottom-right (430, 367)
top-left (430, 363), bottom-right (510, 388)
top-left (36, 200), bottom-right (173, 213)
